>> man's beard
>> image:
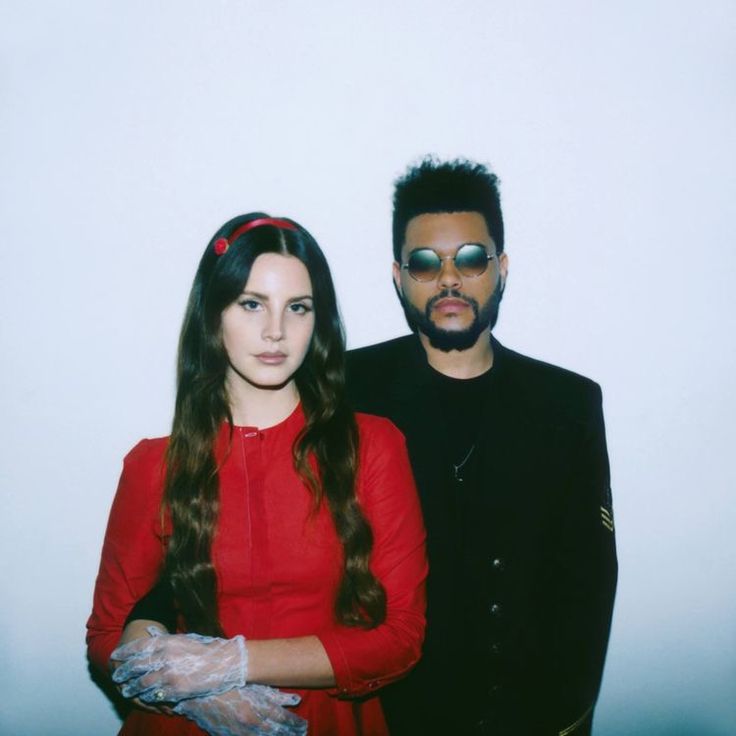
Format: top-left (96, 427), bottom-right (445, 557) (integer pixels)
top-left (401, 284), bottom-right (503, 352)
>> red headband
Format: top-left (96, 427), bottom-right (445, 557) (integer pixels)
top-left (213, 217), bottom-right (298, 256)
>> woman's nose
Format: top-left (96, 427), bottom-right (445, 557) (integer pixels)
top-left (262, 312), bottom-right (284, 341)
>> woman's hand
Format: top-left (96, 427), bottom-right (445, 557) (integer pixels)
top-left (111, 628), bottom-right (248, 704)
top-left (173, 685), bottom-right (306, 736)
top-left (110, 621), bottom-right (174, 714)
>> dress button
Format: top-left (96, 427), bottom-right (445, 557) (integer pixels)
top-left (489, 642), bottom-right (501, 655)
top-left (489, 603), bottom-right (502, 617)
top-left (490, 557), bottom-right (504, 571)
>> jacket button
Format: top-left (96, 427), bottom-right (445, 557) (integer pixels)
top-left (490, 557), bottom-right (504, 571)
top-left (489, 641), bottom-right (501, 655)
top-left (489, 602), bottom-right (502, 617)
top-left (487, 683), bottom-right (502, 699)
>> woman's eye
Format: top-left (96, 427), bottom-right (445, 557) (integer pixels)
top-left (289, 302), bottom-right (313, 314)
top-left (239, 299), bottom-right (261, 311)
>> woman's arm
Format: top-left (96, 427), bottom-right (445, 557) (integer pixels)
top-left (246, 636), bottom-right (334, 687)
top-left (110, 630), bottom-right (335, 704)
top-left (246, 417), bottom-right (425, 695)
top-left (119, 575), bottom-right (336, 688)
top-left (315, 415), bottom-right (428, 698)
top-left (86, 439), bottom-right (168, 674)
top-left (114, 416), bottom-right (425, 699)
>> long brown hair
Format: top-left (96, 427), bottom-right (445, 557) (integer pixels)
top-left (162, 213), bottom-right (386, 635)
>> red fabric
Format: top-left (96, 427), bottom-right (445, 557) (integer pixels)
top-left (87, 406), bottom-right (427, 736)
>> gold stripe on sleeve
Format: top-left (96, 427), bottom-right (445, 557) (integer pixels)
top-left (559, 703), bottom-right (594, 736)
top-left (601, 506), bottom-right (614, 531)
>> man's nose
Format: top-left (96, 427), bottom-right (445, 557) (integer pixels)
top-left (437, 256), bottom-right (462, 289)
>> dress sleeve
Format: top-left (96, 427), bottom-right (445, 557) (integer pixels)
top-left (317, 416), bottom-right (428, 699)
top-left (86, 439), bottom-right (168, 673)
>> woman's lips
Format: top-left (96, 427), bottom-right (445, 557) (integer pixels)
top-left (255, 352), bottom-right (287, 365)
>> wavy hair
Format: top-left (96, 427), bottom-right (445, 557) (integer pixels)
top-left (162, 213), bottom-right (386, 635)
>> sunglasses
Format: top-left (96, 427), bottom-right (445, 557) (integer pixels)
top-left (400, 243), bottom-right (495, 282)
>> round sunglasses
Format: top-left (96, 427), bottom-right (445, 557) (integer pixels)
top-left (400, 242), bottom-right (495, 282)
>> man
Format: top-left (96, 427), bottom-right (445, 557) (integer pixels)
top-left (345, 157), bottom-right (617, 735)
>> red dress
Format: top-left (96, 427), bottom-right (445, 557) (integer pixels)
top-left (87, 406), bottom-right (427, 736)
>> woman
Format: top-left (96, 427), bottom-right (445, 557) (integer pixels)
top-left (87, 214), bottom-right (427, 735)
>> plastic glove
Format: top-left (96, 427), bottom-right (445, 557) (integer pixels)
top-left (111, 627), bottom-right (247, 703)
top-left (173, 685), bottom-right (307, 736)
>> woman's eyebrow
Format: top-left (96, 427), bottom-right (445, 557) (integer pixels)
top-left (239, 290), bottom-right (313, 302)
top-left (239, 290), bottom-right (269, 300)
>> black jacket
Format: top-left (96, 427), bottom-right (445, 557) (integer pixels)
top-left (345, 334), bottom-right (617, 736)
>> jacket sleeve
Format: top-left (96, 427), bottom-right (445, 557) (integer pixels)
top-left (86, 440), bottom-right (168, 673)
top-left (545, 383), bottom-right (618, 734)
top-left (124, 576), bottom-right (177, 632)
top-left (317, 417), bottom-right (428, 699)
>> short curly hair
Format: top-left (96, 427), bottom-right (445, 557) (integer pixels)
top-left (392, 156), bottom-right (504, 261)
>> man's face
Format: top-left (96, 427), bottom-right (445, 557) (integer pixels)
top-left (393, 211), bottom-right (508, 352)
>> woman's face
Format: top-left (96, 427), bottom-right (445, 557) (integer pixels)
top-left (221, 253), bottom-right (315, 392)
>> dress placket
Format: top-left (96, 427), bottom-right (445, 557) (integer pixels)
top-left (239, 426), bottom-right (274, 640)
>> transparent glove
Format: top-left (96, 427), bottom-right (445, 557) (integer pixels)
top-left (173, 685), bottom-right (307, 736)
top-left (111, 627), bottom-right (247, 703)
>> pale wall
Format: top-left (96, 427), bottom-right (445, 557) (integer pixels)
top-left (1, 2), bottom-right (734, 733)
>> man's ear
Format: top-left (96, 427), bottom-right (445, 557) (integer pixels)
top-left (392, 261), bottom-right (402, 295)
top-left (498, 252), bottom-right (509, 290)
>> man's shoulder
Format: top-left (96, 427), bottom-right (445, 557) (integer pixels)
top-left (344, 334), bottom-right (603, 421)
top-left (346, 334), bottom-right (417, 379)
top-left (346, 335), bottom-right (600, 389)
top-left (345, 336), bottom-right (418, 414)
top-left (497, 342), bottom-right (602, 419)
top-left (348, 334), bottom-right (415, 362)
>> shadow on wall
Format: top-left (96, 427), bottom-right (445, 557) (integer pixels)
top-left (89, 659), bottom-right (732, 736)
top-left (89, 660), bottom-right (128, 724)
top-left (597, 715), bottom-right (732, 736)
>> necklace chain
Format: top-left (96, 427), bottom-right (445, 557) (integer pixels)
top-left (453, 443), bottom-right (476, 482)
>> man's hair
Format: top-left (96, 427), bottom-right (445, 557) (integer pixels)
top-left (392, 156), bottom-right (504, 261)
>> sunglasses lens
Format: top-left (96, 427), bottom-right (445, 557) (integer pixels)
top-left (407, 250), bottom-right (441, 281)
top-left (455, 244), bottom-right (490, 277)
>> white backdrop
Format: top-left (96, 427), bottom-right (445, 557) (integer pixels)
top-left (1, 2), bottom-right (734, 734)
